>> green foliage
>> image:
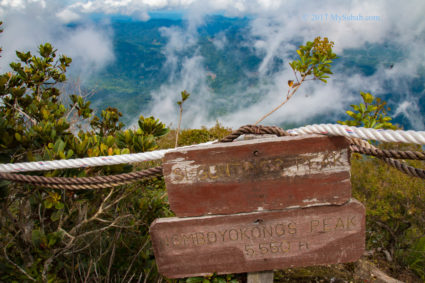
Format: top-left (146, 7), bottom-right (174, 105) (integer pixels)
top-left (338, 91), bottom-right (397, 129)
top-left (0, 37), bottom-right (170, 281)
top-left (255, 36), bottom-right (337, 125)
top-left (351, 151), bottom-right (425, 280)
top-left (177, 273), bottom-right (240, 283)
top-left (177, 90), bottom-right (190, 106)
top-left (90, 107), bottom-right (124, 136)
top-left (175, 90), bottom-right (191, 147)
top-left (403, 236), bottom-right (425, 280)
top-left (178, 129), bottom-right (211, 145)
top-left (138, 115), bottom-right (170, 137)
top-left (289, 36), bottom-right (337, 84)
top-left (158, 122), bottom-right (232, 148)
top-left (343, 93), bottom-right (424, 280)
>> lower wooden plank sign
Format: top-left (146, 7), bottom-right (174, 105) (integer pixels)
top-left (163, 135), bottom-right (351, 217)
top-left (150, 199), bottom-right (365, 279)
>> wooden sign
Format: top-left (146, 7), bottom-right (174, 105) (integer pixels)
top-left (150, 199), bottom-right (365, 279)
top-left (163, 135), bottom-right (351, 217)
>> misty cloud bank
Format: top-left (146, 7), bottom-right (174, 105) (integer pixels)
top-left (0, 0), bottom-right (114, 81)
top-left (1, 0), bottom-right (424, 130)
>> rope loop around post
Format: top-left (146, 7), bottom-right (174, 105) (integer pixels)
top-left (220, 124), bottom-right (292, 143)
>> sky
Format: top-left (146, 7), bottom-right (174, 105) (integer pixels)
top-left (1, 0), bottom-right (425, 129)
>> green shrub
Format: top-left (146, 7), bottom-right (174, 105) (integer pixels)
top-left (341, 91), bottom-right (425, 279)
top-left (351, 153), bottom-right (425, 279)
top-left (0, 29), bottom-right (171, 281)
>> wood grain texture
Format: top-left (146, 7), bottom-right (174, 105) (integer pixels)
top-left (163, 135), bottom-right (352, 217)
top-left (150, 199), bottom-right (365, 279)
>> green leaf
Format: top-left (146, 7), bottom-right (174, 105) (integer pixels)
top-left (31, 229), bottom-right (43, 246)
top-left (16, 51), bottom-right (31, 62)
top-left (14, 132), bottom-right (22, 142)
top-left (106, 135), bottom-right (115, 147)
top-left (54, 139), bottom-right (66, 153)
top-left (66, 149), bottom-right (74, 159)
top-left (48, 234), bottom-right (57, 247)
top-left (44, 199), bottom-right (53, 209)
top-left (181, 90), bottom-right (190, 101)
top-left (346, 110), bottom-right (356, 118)
top-left (55, 202), bottom-right (64, 210)
top-left (362, 92), bottom-right (374, 104)
top-left (186, 277), bottom-right (204, 283)
top-left (50, 210), bottom-right (61, 222)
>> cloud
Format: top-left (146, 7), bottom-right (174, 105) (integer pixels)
top-left (0, 0), bottom-right (114, 81)
top-left (56, 8), bottom-right (81, 23)
top-left (394, 100), bottom-right (425, 130)
top-left (2, 0), bottom-right (424, 130)
top-left (132, 0), bottom-right (424, 130)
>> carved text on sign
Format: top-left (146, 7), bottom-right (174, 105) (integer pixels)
top-left (163, 135), bottom-right (352, 216)
top-left (169, 150), bottom-right (347, 184)
top-left (150, 200), bottom-right (365, 278)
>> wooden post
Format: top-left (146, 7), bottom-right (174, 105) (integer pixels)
top-left (247, 271), bottom-right (274, 283)
top-left (246, 135), bottom-right (275, 283)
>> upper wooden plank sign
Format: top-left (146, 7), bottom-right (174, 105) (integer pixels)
top-left (163, 135), bottom-right (351, 217)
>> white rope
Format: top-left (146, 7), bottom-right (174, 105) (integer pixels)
top-left (287, 124), bottom-right (425, 144)
top-left (0, 141), bottom-right (215, 173)
top-left (1, 124), bottom-right (425, 173)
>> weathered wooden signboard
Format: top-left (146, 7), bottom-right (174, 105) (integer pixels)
top-left (150, 200), bottom-right (365, 279)
top-left (150, 134), bottom-right (365, 280)
top-left (163, 135), bottom-right (351, 217)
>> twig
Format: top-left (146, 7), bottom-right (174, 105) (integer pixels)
top-left (4, 101), bottom-right (38, 126)
top-left (137, 271), bottom-right (144, 283)
top-left (128, 273), bottom-right (136, 282)
top-left (83, 259), bottom-right (93, 283)
top-left (3, 238), bottom-right (36, 281)
top-left (175, 105), bottom-right (183, 148)
top-left (75, 215), bottom-right (132, 239)
top-left (70, 189), bottom-right (115, 235)
top-left (106, 230), bottom-right (120, 282)
top-left (122, 237), bottom-right (150, 282)
top-left (143, 265), bottom-right (153, 283)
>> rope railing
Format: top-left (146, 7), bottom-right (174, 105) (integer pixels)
top-left (0, 141), bottom-right (215, 173)
top-left (1, 124), bottom-right (425, 174)
top-left (1, 124), bottom-right (424, 189)
top-left (288, 124), bottom-right (425, 144)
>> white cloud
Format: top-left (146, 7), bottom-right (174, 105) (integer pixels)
top-left (0, 0), bottom-right (114, 81)
top-left (135, 0), bottom-right (425, 129)
top-left (1, 0), bottom-right (424, 129)
top-left (394, 100), bottom-right (425, 130)
top-left (56, 8), bottom-right (81, 23)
